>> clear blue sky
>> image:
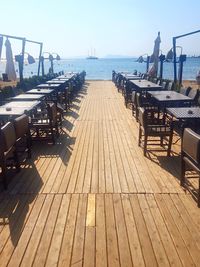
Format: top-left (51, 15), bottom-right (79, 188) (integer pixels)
top-left (0, 0), bottom-right (200, 58)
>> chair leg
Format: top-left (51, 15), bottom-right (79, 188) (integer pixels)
top-left (1, 159), bottom-right (8, 189)
top-left (144, 135), bottom-right (148, 156)
top-left (14, 150), bottom-right (20, 172)
top-left (198, 178), bottom-right (200, 208)
top-left (180, 155), bottom-right (185, 187)
top-left (138, 125), bottom-right (142, 146)
top-left (167, 132), bottom-right (173, 157)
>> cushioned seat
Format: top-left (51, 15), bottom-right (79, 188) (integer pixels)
top-left (181, 128), bottom-right (200, 207)
top-left (0, 122), bottom-right (20, 189)
top-left (138, 107), bottom-right (173, 156)
top-left (14, 114), bottom-right (31, 159)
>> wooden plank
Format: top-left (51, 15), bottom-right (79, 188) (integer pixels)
top-left (0, 195), bottom-right (36, 265)
top-left (32, 194), bottom-right (64, 267)
top-left (70, 194), bottom-right (87, 267)
top-left (121, 194), bottom-right (145, 267)
top-left (6, 194), bottom-right (46, 267)
top-left (86, 194), bottom-right (95, 227)
top-left (155, 194), bottom-right (195, 267)
top-left (138, 194), bottom-right (170, 266)
top-left (75, 121), bottom-right (92, 193)
top-left (58, 194), bottom-right (79, 267)
top-left (96, 194), bottom-right (107, 267)
top-left (162, 194), bottom-right (200, 266)
top-left (20, 194), bottom-right (55, 267)
top-left (91, 121), bottom-right (99, 193)
top-left (105, 194), bottom-right (120, 267)
top-left (146, 194), bottom-right (182, 267)
top-left (113, 194), bottom-right (133, 267)
top-left (129, 194), bottom-right (158, 267)
top-left (98, 121), bottom-right (106, 193)
top-left (45, 194), bottom-right (70, 267)
top-left (83, 227), bottom-right (95, 267)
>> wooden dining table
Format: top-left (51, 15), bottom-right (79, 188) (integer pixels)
top-left (46, 80), bottom-right (67, 85)
top-left (36, 83), bottom-right (62, 90)
top-left (0, 101), bottom-right (40, 120)
top-left (167, 106), bottom-right (200, 119)
top-left (149, 91), bottom-right (193, 108)
top-left (26, 88), bottom-right (54, 96)
top-left (129, 80), bottom-right (162, 92)
top-left (10, 94), bottom-right (45, 101)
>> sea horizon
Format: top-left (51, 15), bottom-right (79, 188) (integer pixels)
top-left (0, 57), bottom-right (200, 81)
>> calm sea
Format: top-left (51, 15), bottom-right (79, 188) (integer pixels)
top-left (0, 57), bottom-right (200, 81)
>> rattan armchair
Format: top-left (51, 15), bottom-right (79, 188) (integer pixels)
top-left (138, 107), bottom-right (173, 156)
top-left (181, 128), bottom-right (200, 207)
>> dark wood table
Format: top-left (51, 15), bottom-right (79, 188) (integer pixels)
top-left (10, 94), bottom-right (45, 101)
top-left (4, 100), bottom-right (40, 109)
top-left (129, 80), bottom-right (162, 92)
top-left (52, 78), bottom-right (70, 81)
top-left (57, 73), bottom-right (76, 79)
top-left (167, 107), bottom-right (200, 136)
top-left (167, 107), bottom-right (200, 119)
top-left (46, 80), bottom-right (67, 85)
top-left (26, 88), bottom-right (54, 95)
top-left (36, 83), bottom-right (62, 90)
top-left (0, 101), bottom-right (40, 120)
top-left (149, 91), bottom-right (193, 107)
top-left (121, 73), bottom-right (141, 79)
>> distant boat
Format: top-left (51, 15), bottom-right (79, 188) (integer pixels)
top-left (86, 56), bottom-right (98, 60)
top-left (86, 48), bottom-right (98, 59)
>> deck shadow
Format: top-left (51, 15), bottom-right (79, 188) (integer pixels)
top-left (147, 151), bottom-right (181, 181)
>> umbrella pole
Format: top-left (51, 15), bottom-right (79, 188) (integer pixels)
top-left (146, 56), bottom-right (150, 73)
top-left (173, 37), bottom-right (177, 84)
top-left (19, 38), bottom-right (26, 82)
top-left (37, 43), bottom-right (43, 76)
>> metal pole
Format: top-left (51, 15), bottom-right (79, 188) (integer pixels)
top-left (19, 38), bottom-right (26, 82)
top-left (37, 43), bottom-right (43, 76)
top-left (173, 37), bottom-right (177, 84)
top-left (178, 54), bottom-right (187, 87)
top-left (159, 54), bottom-right (165, 79)
top-left (146, 56), bottom-right (150, 73)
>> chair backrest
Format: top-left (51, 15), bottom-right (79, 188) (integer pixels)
top-left (47, 103), bottom-right (57, 125)
top-left (161, 81), bottom-right (167, 90)
top-left (157, 79), bottom-right (161, 85)
top-left (182, 128), bottom-right (200, 164)
top-left (167, 81), bottom-right (174, 91)
top-left (152, 78), bottom-right (158, 84)
top-left (132, 91), bottom-right (136, 103)
top-left (0, 122), bottom-right (16, 152)
top-left (180, 86), bottom-right (191, 96)
top-left (14, 114), bottom-right (29, 139)
top-left (136, 92), bottom-right (142, 108)
top-left (188, 88), bottom-right (199, 102)
top-left (138, 107), bottom-right (147, 128)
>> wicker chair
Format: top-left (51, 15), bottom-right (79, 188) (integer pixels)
top-left (14, 114), bottom-right (32, 159)
top-left (29, 103), bottom-right (59, 144)
top-left (0, 122), bottom-right (20, 189)
top-left (181, 128), bottom-right (200, 207)
top-left (138, 107), bottom-right (173, 156)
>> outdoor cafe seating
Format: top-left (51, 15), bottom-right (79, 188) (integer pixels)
top-left (0, 121), bottom-right (21, 189)
top-left (181, 128), bottom-right (200, 207)
top-left (138, 107), bottom-right (173, 156)
top-left (29, 102), bottom-right (59, 144)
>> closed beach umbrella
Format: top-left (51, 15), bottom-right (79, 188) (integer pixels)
top-left (136, 56), bottom-right (144, 63)
top-left (5, 38), bottom-right (17, 81)
top-left (148, 32), bottom-right (161, 76)
top-left (0, 36), bottom-right (3, 61)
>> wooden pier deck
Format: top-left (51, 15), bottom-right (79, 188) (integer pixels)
top-left (0, 81), bottom-right (200, 267)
